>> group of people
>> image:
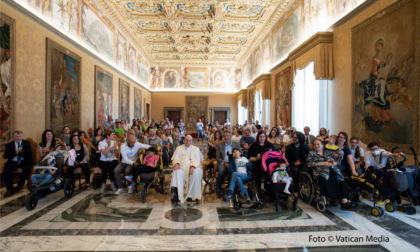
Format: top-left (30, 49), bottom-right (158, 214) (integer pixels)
top-left (2, 118), bottom-right (404, 212)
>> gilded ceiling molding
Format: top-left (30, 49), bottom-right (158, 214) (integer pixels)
top-left (288, 32), bottom-right (334, 80)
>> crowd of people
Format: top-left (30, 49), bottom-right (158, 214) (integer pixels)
top-left (2, 117), bottom-right (404, 212)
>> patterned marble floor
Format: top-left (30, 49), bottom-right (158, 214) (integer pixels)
top-left (1, 140), bottom-right (420, 251)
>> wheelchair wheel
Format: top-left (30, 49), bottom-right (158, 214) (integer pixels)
top-left (141, 182), bottom-right (147, 203)
top-left (233, 201), bottom-right (242, 210)
top-left (385, 202), bottom-right (398, 213)
top-left (26, 192), bottom-right (39, 211)
top-left (64, 178), bottom-right (75, 198)
top-left (403, 205), bottom-right (416, 215)
top-left (371, 206), bottom-right (383, 217)
top-left (159, 174), bottom-right (165, 194)
top-left (299, 172), bottom-right (314, 203)
top-left (275, 200), bottom-right (280, 212)
top-left (316, 201), bottom-right (326, 212)
top-left (257, 201), bottom-right (265, 209)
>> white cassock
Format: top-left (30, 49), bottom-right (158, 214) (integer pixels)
top-left (171, 144), bottom-right (203, 203)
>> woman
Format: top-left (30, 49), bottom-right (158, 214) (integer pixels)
top-left (172, 127), bottom-right (181, 153)
top-left (132, 120), bottom-right (139, 130)
top-left (248, 131), bottom-right (275, 193)
top-left (316, 128), bottom-right (329, 145)
top-left (67, 135), bottom-right (91, 188)
top-left (38, 130), bottom-right (57, 161)
top-left (267, 128), bottom-right (282, 151)
top-left (231, 129), bottom-right (242, 144)
top-left (307, 139), bottom-right (355, 209)
top-left (91, 128), bottom-right (104, 167)
top-left (210, 130), bottom-right (223, 147)
top-left (79, 131), bottom-right (91, 144)
top-left (98, 131), bottom-right (119, 193)
top-left (337, 132), bottom-right (358, 177)
top-left (350, 137), bottom-right (365, 176)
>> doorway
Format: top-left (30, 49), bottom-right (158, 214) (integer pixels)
top-left (210, 107), bottom-right (231, 125)
top-left (146, 103), bottom-right (150, 120)
top-left (163, 107), bottom-right (184, 127)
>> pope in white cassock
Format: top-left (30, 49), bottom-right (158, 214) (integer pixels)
top-left (171, 135), bottom-right (203, 203)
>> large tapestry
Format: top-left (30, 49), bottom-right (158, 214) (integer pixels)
top-left (119, 79), bottom-right (130, 121)
top-left (275, 67), bottom-right (292, 128)
top-left (46, 38), bottom-right (81, 135)
top-left (94, 66), bottom-right (113, 128)
top-left (248, 87), bottom-right (255, 122)
top-left (352, 0), bottom-right (419, 152)
top-left (185, 96), bottom-right (208, 130)
top-left (0, 14), bottom-right (14, 151)
top-left (133, 87), bottom-right (142, 120)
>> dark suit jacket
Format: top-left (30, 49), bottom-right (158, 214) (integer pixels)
top-left (216, 141), bottom-right (241, 164)
top-left (3, 140), bottom-right (32, 163)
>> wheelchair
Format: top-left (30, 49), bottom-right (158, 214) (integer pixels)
top-left (136, 146), bottom-right (165, 203)
top-left (298, 166), bottom-right (330, 212)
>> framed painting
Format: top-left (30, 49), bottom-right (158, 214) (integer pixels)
top-left (274, 67), bottom-right (292, 128)
top-left (133, 86), bottom-right (142, 120)
top-left (352, 0), bottom-right (419, 152)
top-left (163, 69), bottom-right (178, 88)
top-left (186, 68), bottom-right (207, 89)
top-left (46, 38), bottom-right (81, 135)
top-left (119, 79), bottom-right (130, 121)
top-left (94, 66), bottom-right (113, 129)
top-left (0, 14), bottom-right (15, 151)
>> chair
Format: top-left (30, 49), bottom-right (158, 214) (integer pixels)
top-left (137, 146), bottom-right (165, 203)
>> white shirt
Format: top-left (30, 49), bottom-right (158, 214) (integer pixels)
top-left (365, 149), bottom-right (390, 168)
top-left (164, 135), bottom-right (173, 145)
top-left (251, 132), bottom-right (258, 139)
top-left (232, 135), bottom-right (242, 143)
top-left (235, 157), bottom-right (249, 174)
top-left (196, 122), bottom-right (203, 130)
top-left (350, 147), bottom-right (365, 162)
top-left (13, 141), bottom-right (24, 162)
top-left (120, 142), bottom-right (151, 165)
top-left (98, 140), bottom-right (118, 161)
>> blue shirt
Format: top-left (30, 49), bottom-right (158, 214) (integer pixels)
top-left (240, 136), bottom-right (255, 146)
top-left (224, 143), bottom-right (232, 163)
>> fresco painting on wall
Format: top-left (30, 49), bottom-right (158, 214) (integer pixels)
top-left (28, 0), bottom-right (53, 18)
top-left (119, 79), bottom-right (130, 121)
top-left (235, 69), bottom-right (241, 90)
top-left (128, 45), bottom-right (136, 75)
top-left (186, 69), bottom-right (207, 89)
top-left (262, 36), bottom-right (271, 73)
top-left (46, 38), bottom-right (81, 135)
top-left (94, 66), bottom-right (113, 129)
top-left (163, 70), bottom-right (178, 88)
top-left (353, 0), bottom-right (419, 152)
top-left (138, 58), bottom-right (148, 85)
top-left (275, 67), bottom-right (292, 128)
top-left (185, 96), bottom-right (208, 130)
top-left (0, 14), bottom-right (14, 151)
top-left (53, 0), bottom-right (79, 37)
top-left (273, 4), bottom-right (302, 64)
top-left (242, 59), bottom-right (252, 87)
top-left (213, 71), bottom-right (227, 89)
top-left (81, 0), bottom-right (113, 61)
top-left (150, 67), bottom-right (160, 88)
top-left (134, 87), bottom-right (142, 120)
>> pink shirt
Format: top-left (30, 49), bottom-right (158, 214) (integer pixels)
top-left (145, 154), bottom-right (159, 167)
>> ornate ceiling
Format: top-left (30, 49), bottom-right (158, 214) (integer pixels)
top-left (103, 0), bottom-right (298, 66)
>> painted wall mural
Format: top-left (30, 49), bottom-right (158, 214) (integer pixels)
top-left (119, 79), bottom-right (130, 121)
top-left (275, 67), bottom-right (292, 128)
top-left (133, 86), bottom-right (142, 120)
top-left (53, 0), bottom-right (79, 38)
top-left (352, 0), bottom-right (419, 152)
top-left (94, 66), bottom-right (113, 129)
top-left (46, 38), bottom-right (81, 135)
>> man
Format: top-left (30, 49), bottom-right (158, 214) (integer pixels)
top-left (196, 119), bottom-right (204, 141)
top-left (365, 142), bottom-right (403, 169)
top-left (114, 135), bottom-right (151, 194)
top-left (113, 121), bottom-right (126, 136)
top-left (245, 120), bottom-right (253, 131)
top-left (240, 129), bottom-right (255, 147)
top-left (178, 119), bottom-right (184, 128)
top-left (3, 131), bottom-right (32, 197)
top-left (208, 127), bottom-right (217, 142)
top-left (171, 135), bottom-right (203, 204)
top-left (303, 126), bottom-right (315, 148)
top-left (59, 126), bottom-right (71, 145)
top-left (88, 128), bottom-right (95, 139)
top-left (144, 129), bottom-right (162, 147)
top-left (250, 125), bottom-right (258, 139)
top-left (216, 131), bottom-right (241, 198)
top-left (103, 115), bottom-right (114, 131)
top-left (285, 131), bottom-right (309, 211)
top-left (224, 119), bottom-right (231, 127)
top-left (255, 120), bottom-right (262, 130)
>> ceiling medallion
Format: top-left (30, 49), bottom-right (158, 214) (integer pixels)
top-left (179, 21), bottom-right (212, 33)
top-left (182, 35), bottom-right (210, 45)
top-left (175, 3), bottom-right (214, 18)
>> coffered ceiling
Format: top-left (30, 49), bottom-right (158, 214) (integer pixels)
top-left (103, 0), bottom-right (298, 66)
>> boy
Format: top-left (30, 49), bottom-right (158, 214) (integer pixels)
top-left (325, 135), bottom-right (339, 151)
top-left (224, 148), bottom-right (253, 203)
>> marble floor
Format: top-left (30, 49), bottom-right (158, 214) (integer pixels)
top-left (1, 140), bottom-right (420, 251)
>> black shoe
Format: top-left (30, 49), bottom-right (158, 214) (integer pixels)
top-left (186, 197), bottom-right (193, 202)
top-left (293, 196), bottom-right (298, 211)
top-left (224, 190), bottom-right (233, 200)
top-left (217, 189), bottom-right (222, 199)
top-left (195, 199), bottom-right (200, 204)
top-left (171, 187), bottom-right (179, 203)
top-left (245, 194), bottom-right (251, 204)
top-left (341, 201), bottom-right (356, 210)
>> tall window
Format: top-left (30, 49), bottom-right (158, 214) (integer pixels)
top-left (254, 89), bottom-right (262, 123)
top-left (292, 62), bottom-right (328, 135)
top-left (238, 100), bottom-right (248, 126)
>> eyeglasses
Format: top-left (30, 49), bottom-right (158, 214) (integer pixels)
top-left (350, 141), bottom-right (358, 144)
top-left (338, 136), bottom-right (346, 139)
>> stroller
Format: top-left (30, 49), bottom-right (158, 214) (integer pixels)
top-left (25, 150), bottom-right (74, 211)
top-left (262, 151), bottom-right (294, 212)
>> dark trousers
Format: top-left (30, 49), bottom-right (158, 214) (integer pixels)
top-left (3, 160), bottom-right (31, 190)
top-left (132, 164), bottom-right (157, 183)
top-left (90, 151), bottom-right (100, 167)
top-left (291, 165), bottom-right (303, 192)
top-left (99, 160), bottom-right (118, 183)
top-left (68, 163), bottom-right (91, 183)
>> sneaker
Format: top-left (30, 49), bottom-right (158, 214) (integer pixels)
top-left (283, 188), bottom-right (291, 194)
top-left (341, 201), bottom-right (356, 210)
top-left (115, 188), bottom-right (124, 195)
top-left (125, 176), bottom-right (133, 182)
top-left (110, 183), bottom-right (117, 192)
top-left (245, 194), bottom-right (251, 204)
top-left (217, 189), bottom-right (222, 199)
top-left (100, 184), bottom-right (106, 193)
top-left (128, 186), bottom-right (134, 194)
top-left (224, 190), bottom-right (233, 200)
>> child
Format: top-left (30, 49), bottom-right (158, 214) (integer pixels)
top-left (224, 148), bottom-right (253, 203)
top-left (31, 156), bottom-right (56, 187)
top-left (272, 160), bottom-right (292, 194)
top-left (160, 134), bottom-right (170, 167)
top-left (242, 142), bottom-right (250, 157)
top-left (129, 147), bottom-right (159, 190)
top-left (325, 135), bottom-right (339, 151)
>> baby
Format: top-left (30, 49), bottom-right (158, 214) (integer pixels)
top-left (31, 155), bottom-right (56, 187)
top-left (272, 160), bottom-right (292, 194)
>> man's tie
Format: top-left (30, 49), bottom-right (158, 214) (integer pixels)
top-left (17, 142), bottom-right (22, 165)
top-left (306, 136), bottom-right (309, 145)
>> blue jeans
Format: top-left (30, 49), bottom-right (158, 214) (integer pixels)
top-left (31, 173), bottom-right (53, 186)
top-left (228, 172), bottom-right (250, 196)
top-left (197, 130), bottom-right (203, 140)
